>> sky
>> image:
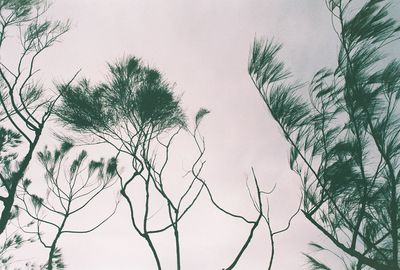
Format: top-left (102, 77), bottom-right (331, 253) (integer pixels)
top-left (3, 0), bottom-right (399, 269)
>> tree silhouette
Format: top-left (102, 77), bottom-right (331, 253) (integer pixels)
top-left (55, 57), bottom-right (208, 270)
top-left (0, 0), bottom-right (71, 234)
top-left (249, 0), bottom-right (400, 269)
top-left (17, 142), bottom-right (118, 270)
top-left (214, 168), bottom-right (301, 270)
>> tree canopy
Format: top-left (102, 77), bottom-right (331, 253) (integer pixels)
top-left (249, 0), bottom-right (400, 269)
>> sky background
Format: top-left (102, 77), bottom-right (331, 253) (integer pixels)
top-left (3, 0), bottom-right (399, 269)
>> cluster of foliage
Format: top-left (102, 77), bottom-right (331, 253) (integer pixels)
top-left (56, 56), bottom-right (202, 270)
top-left (249, 0), bottom-right (400, 269)
top-left (18, 142), bottom-right (118, 270)
top-left (0, 0), bottom-right (69, 235)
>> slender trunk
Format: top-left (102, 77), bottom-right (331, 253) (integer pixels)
top-left (0, 133), bottom-right (40, 234)
top-left (144, 235), bottom-right (162, 270)
top-left (267, 233), bottom-right (275, 270)
top-left (47, 231), bottom-right (62, 270)
top-left (120, 173), bottom-right (162, 268)
top-left (173, 221), bottom-right (181, 270)
top-left (47, 198), bottom-right (70, 270)
top-left (0, 185), bottom-right (16, 234)
top-left (225, 216), bottom-right (261, 270)
top-left (143, 176), bottom-right (161, 270)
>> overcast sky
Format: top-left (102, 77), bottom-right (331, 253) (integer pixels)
top-left (4, 0), bottom-right (399, 269)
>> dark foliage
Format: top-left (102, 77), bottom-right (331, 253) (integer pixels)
top-left (249, 0), bottom-right (400, 269)
top-left (56, 57), bottom-right (185, 136)
top-left (0, 0), bottom-right (70, 234)
top-left (18, 142), bottom-right (118, 270)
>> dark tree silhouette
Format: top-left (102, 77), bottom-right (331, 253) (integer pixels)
top-left (0, 0), bottom-right (71, 234)
top-left (214, 168), bottom-right (301, 270)
top-left (55, 57), bottom-right (208, 270)
top-left (17, 142), bottom-right (118, 270)
top-left (0, 127), bottom-right (37, 268)
top-left (249, 0), bottom-right (400, 269)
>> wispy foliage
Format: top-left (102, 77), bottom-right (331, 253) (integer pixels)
top-left (249, 0), bottom-right (400, 269)
top-left (56, 57), bottom-right (185, 136)
top-left (0, 223), bottom-right (35, 268)
top-left (0, 0), bottom-right (71, 235)
top-left (56, 57), bottom-right (207, 270)
top-left (17, 143), bottom-right (118, 270)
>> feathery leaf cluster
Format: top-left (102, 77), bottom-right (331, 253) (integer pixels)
top-left (249, 0), bottom-right (400, 269)
top-left (56, 57), bottom-right (186, 137)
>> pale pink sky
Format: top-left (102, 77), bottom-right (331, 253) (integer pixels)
top-left (4, 0), bottom-right (399, 269)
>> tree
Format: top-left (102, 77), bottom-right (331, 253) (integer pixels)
top-left (213, 168), bottom-right (301, 270)
top-left (17, 142), bottom-right (118, 270)
top-left (249, 0), bottom-right (400, 269)
top-left (55, 57), bottom-right (208, 270)
top-left (0, 127), bottom-right (37, 269)
top-left (0, 0), bottom-right (70, 234)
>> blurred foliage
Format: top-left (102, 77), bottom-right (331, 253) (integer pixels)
top-left (249, 0), bottom-right (400, 269)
